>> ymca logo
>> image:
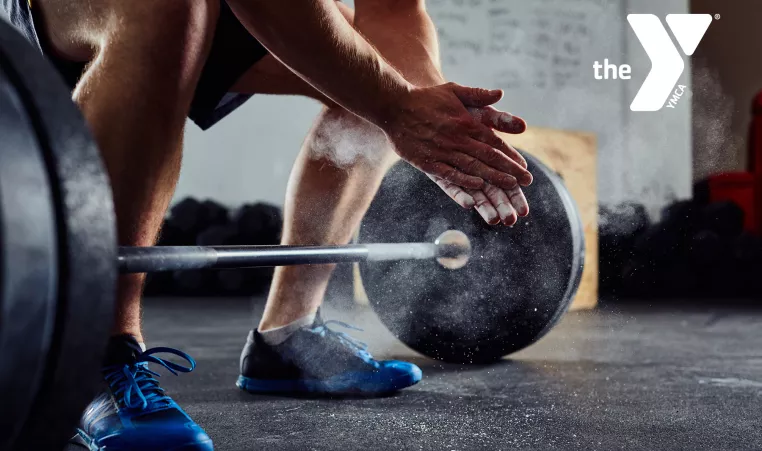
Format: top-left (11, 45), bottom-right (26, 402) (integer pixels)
top-left (593, 14), bottom-right (712, 112)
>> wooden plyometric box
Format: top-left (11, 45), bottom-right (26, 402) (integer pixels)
top-left (502, 127), bottom-right (598, 311)
top-left (354, 126), bottom-right (598, 311)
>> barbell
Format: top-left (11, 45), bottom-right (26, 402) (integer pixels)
top-left (117, 229), bottom-right (472, 273)
top-left (0, 18), bottom-right (584, 451)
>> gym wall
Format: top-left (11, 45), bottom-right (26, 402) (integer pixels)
top-left (174, 0), bottom-right (690, 218)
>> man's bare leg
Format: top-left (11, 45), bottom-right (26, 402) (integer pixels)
top-left (260, 110), bottom-right (398, 329)
top-left (34, 0), bottom-right (219, 341)
top-left (31, 4), bottom-right (219, 447)
top-left (231, 0), bottom-right (444, 330)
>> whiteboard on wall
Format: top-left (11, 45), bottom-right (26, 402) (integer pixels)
top-left (431, 0), bottom-right (624, 131)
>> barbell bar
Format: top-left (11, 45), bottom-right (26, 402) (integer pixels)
top-left (117, 230), bottom-right (473, 273)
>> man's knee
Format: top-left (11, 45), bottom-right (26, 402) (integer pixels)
top-left (307, 107), bottom-right (398, 169)
top-left (38, 0), bottom-right (220, 61)
top-left (111, 0), bottom-right (219, 49)
top-left (81, 0), bottom-right (221, 88)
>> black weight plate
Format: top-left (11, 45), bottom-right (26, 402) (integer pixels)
top-left (359, 151), bottom-right (584, 364)
top-left (0, 19), bottom-right (117, 450)
top-left (0, 53), bottom-right (58, 450)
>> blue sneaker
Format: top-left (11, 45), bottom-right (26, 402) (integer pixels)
top-left (237, 313), bottom-right (422, 395)
top-left (70, 335), bottom-right (213, 451)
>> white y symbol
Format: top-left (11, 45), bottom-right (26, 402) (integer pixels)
top-left (628, 14), bottom-right (712, 111)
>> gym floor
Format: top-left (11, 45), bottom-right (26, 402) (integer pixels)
top-left (144, 297), bottom-right (762, 451)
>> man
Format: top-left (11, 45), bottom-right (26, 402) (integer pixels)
top-left (238, 0), bottom-right (532, 398)
top-left (3, 0), bottom-right (531, 449)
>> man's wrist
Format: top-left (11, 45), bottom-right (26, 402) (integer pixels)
top-left (369, 79), bottom-right (415, 130)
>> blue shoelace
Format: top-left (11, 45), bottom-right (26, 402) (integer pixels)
top-left (308, 320), bottom-right (375, 363)
top-left (102, 345), bottom-right (195, 411)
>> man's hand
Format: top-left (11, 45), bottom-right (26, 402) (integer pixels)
top-left (381, 82), bottom-right (533, 191)
top-left (427, 105), bottom-right (530, 226)
top-left (429, 176), bottom-right (529, 225)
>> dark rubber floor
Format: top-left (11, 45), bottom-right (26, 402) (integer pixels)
top-left (143, 297), bottom-right (762, 450)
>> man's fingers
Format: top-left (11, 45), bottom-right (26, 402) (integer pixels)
top-left (467, 189), bottom-right (501, 225)
top-left (452, 140), bottom-right (532, 187)
top-left (483, 183), bottom-right (518, 226)
top-left (427, 171), bottom-right (527, 226)
top-left (427, 175), bottom-right (476, 209)
top-left (507, 185), bottom-right (529, 217)
top-left (468, 106), bottom-right (527, 135)
top-left (505, 143), bottom-right (528, 169)
top-left (467, 125), bottom-right (528, 170)
top-left (438, 150), bottom-right (519, 190)
top-left (450, 83), bottom-right (503, 108)
top-left (420, 161), bottom-right (484, 189)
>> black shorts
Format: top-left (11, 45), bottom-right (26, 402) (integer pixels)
top-left (1, 0), bottom-right (269, 130)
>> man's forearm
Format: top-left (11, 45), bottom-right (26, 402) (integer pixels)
top-left (355, 0), bottom-right (445, 88)
top-left (230, 0), bottom-right (533, 192)
top-left (228, 0), bottom-right (412, 126)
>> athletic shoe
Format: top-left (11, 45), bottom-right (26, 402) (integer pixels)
top-left (237, 313), bottom-right (422, 395)
top-left (71, 335), bottom-right (213, 451)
